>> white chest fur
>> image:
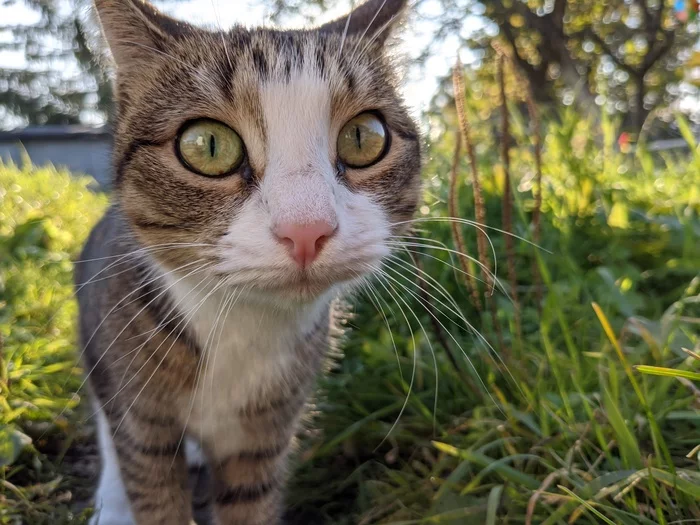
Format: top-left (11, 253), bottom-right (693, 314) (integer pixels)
top-left (162, 274), bottom-right (330, 456)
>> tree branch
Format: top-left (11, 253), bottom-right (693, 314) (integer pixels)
top-left (570, 28), bottom-right (640, 77)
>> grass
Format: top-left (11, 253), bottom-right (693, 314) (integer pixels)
top-left (0, 105), bottom-right (699, 524)
top-left (0, 160), bottom-right (106, 523)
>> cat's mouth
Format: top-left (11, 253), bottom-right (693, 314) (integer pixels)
top-left (224, 262), bottom-right (370, 303)
top-left (267, 267), bottom-right (363, 299)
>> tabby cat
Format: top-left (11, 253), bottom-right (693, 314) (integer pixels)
top-left (76, 0), bottom-right (421, 523)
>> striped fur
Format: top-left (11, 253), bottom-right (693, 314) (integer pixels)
top-left (77, 0), bottom-right (421, 523)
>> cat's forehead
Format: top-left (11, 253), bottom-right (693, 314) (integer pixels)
top-left (183, 28), bottom-right (389, 97)
top-left (123, 27), bottom-right (403, 143)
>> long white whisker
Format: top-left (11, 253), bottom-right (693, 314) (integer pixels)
top-left (174, 282), bottom-right (237, 470)
top-left (384, 255), bottom-right (523, 395)
top-left (358, 280), bottom-right (403, 382)
top-left (394, 218), bottom-right (500, 295)
top-left (49, 260), bottom-right (206, 431)
top-left (352, 12), bottom-right (401, 68)
top-left (205, 285), bottom-right (248, 441)
top-left (392, 217), bottom-right (551, 253)
top-left (89, 272), bottom-right (215, 423)
top-left (347, 0), bottom-right (388, 66)
top-left (364, 265), bottom-right (420, 449)
top-left (370, 264), bottom-right (505, 417)
top-left (110, 278), bottom-right (226, 437)
top-left (386, 240), bottom-right (502, 293)
top-left (72, 243), bottom-right (216, 264)
top-left (392, 242), bottom-right (507, 298)
top-left (376, 267), bottom-right (440, 437)
top-left (114, 269), bottom-right (214, 392)
top-left (337, 0), bottom-right (354, 59)
top-left (78, 263), bottom-right (210, 404)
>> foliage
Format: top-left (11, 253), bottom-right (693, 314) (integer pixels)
top-left (0, 158), bottom-right (107, 523)
top-left (457, 0), bottom-right (695, 132)
top-left (0, 109), bottom-right (699, 524)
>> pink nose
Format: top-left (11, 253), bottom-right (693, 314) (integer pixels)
top-left (274, 221), bottom-right (336, 268)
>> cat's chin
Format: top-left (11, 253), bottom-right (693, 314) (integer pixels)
top-left (248, 275), bottom-right (353, 307)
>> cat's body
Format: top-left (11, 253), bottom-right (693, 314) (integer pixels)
top-left (76, 1), bottom-right (421, 523)
top-left (77, 208), bottom-right (331, 524)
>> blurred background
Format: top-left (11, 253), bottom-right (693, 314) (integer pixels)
top-left (1, 1), bottom-right (699, 524)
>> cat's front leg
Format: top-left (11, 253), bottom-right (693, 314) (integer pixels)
top-left (204, 398), bottom-right (304, 525)
top-left (209, 434), bottom-right (288, 525)
top-left (100, 405), bottom-right (193, 525)
top-left (207, 446), bottom-right (288, 525)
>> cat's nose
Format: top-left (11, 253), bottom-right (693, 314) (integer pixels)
top-left (274, 221), bottom-right (337, 268)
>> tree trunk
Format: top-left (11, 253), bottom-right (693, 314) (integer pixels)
top-left (633, 74), bottom-right (647, 134)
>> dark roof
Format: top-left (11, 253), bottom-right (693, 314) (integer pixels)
top-left (0, 125), bottom-right (112, 141)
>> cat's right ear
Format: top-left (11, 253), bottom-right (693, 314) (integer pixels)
top-left (92, 0), bottom-right (195, 74)
top-left (318, 0), bottom-right (408, 45)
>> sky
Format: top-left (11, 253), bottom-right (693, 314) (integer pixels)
top-left (0, 0), bottom-right (466, 125)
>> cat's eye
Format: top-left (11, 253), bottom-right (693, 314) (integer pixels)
top-left (176, 119), bottom-right (245, 177)
top-left (337, 112), bottom-right (388, 168)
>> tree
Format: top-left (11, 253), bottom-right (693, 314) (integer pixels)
top-left (422, 0), bottom-right (696, 133)
top-left (0, 0), bottom-right (113, 128)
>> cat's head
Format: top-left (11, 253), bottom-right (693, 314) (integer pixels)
top-left (94, 0), bottom-right (421, 304)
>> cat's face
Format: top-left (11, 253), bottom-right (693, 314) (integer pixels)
top-left (96, 0), bottom-right (421, 304)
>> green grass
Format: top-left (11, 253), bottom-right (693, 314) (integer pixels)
top-left (0, 159), bottom-right (107, 523)
top-left (1, 111), bottom-right (699, 524)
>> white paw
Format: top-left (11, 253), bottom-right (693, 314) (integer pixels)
top-left (89, 507), bottom-right (136, 525)
top-left (185, 437), bottom-right (207, 468)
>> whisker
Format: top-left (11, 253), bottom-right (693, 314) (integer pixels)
top-left (41, 243), bottom-right (214, 341)
top-left (380, 272), bottom-right (441, 436)
top-left (47, 260), bottom-right (207, 433)
top-left (386, 240), bottom-right (501, 292)
top-left (71, 242), bottom-right (216, 264)
top-left (358, 280), bottom-right (403, 382)
top-left (75, 259), bottom-right (206, 376)
top-left (78, 263), bottom-right (211, 409)
top-left (362, 264), bottom-right (421, 449)
top-left (383, 255), bottom-right (522, 396)
top-left (391, 246), bottom-right (515, 306)
top-left (392, 217), bottom-right (551, 253)
top-left (390, 242), bottom-right (504, 296)
top-left (108, 278), bottom-right (226, 436)
top-left (114, 269), bottom-right (214, 393)
top-left (352, 10), bottom-right (400, 66)
top-left (369, 264), bottom-right (505, 417)
top-left (337, 0), bottom-right (354, 60)
top-left (348, 0), bottom-right (388, 60)
top-left (174, 283), bottom-right (239, 470)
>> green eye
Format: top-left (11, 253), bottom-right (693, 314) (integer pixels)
top-left (337, 112), bottom-right (388, 168)
top-left (177, 119), bottom-right (245, 177)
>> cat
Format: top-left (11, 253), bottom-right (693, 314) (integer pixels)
top-left (75, 0), bottom-right (421, 523)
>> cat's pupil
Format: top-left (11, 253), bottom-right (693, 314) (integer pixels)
top-left (209, 134), bottom-right (216, 158)
top-left (355, 126), bottom-right (362, 149)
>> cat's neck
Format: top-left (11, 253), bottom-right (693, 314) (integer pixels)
top-left (158, 267), bottom-right (333, 354)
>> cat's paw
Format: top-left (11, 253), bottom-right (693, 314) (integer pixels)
top-left (88, 508), bottom-right (136, 525)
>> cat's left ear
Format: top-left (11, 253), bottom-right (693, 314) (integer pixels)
top-left (318, 0), bottom-right (408, 45)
